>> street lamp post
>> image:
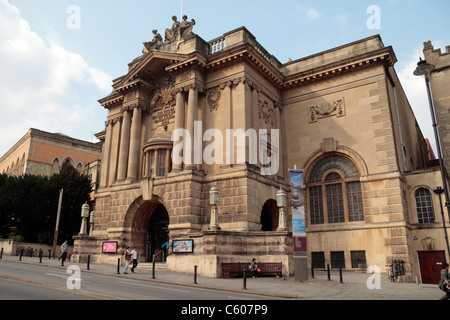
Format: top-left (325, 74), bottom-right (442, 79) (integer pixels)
top-left (78, 201), bottom-right (90, 236)
top-left (414, 58), bottom-right (450, 256)
top-left (276, 188), bottom-right (287, 231)
top-left (434, 187), bottom-right (450, 257)
top-left (89, 211), bottom-right (95, 236)
top-left (209, 187), bottom-right (220, 231)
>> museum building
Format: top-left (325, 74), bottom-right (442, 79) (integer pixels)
top-left (72, 17), bottom-right (449, 282)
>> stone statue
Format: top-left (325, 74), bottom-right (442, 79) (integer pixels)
top-left (179, 15), bottom-right (195, 39)
top-left (143, 15), bottom-right (196, 54)
top-left (165, 15), bottom-right (180, 43)
top-left (143, 29), bottom-right (163, 53)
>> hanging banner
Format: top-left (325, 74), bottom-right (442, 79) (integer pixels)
top-left (289, 169), bottom-right (306, 251)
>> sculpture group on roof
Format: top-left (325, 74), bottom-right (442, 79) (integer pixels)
top-left (143, 15), bottom-right (196, 53)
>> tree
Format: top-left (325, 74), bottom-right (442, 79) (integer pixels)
top-left (49, 165), bottom-right (93, 245)
top-left (0, 166), bottom-right (92, 245)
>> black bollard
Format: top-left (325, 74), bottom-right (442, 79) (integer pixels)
top-left (30, 248), bottom-right (33, 258)
top-left (194, 265), bottom-right (198, 284)
top-left (311, 263), bottom-right (315, 279)
top-left (339, 266), bottom-right (343, 284)
top-left (327, 264), bottom-right (331, 281)
top-left (0, 248), bottom-right (3, 259)
top-left (152, 255), bottom-right (156, 279)
top-left (117, 258), bottom-right (120, 274)
top-left (48, 250), bottom-right (51, 259)
top-left (87, 255), bottom-right (91, 270)
top-left (243, 268), bottom-right (247, 289)
top-left (39, 249), bottom-right (43, 263)
top-left (19, 248), bottom-right (23, 261)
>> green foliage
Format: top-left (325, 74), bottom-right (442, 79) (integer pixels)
top-left (0, 166), bottom-right (93, 245)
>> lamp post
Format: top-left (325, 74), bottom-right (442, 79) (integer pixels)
top-left (89, 211), bottom-right (95, 236)
top-left (79, 201), bottom-right (90, 236)
top-left (209, 187), bottom-right (220, 231)
top-left (276, 188), bottom-right (287, 231)
top-left (414, 58), bottom-right (450, 257)
top-left (434, 187), bottom-right (450, 258)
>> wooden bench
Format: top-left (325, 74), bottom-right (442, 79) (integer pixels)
top-left (221, 262), bottom-right (282, 278)
top-left (258, 262), bottom-right (282, 277)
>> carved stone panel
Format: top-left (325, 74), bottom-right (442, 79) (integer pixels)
top-left (206, 87), bottom-right (221, 112)
top-left (258, 100), bottom-right (274, 127)
top-left (150, 76), bottom-right (176, 126)
top-left (309, 97), bottom-right (346, 123)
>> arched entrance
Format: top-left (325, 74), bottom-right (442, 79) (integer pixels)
top-left (146, 204), bottom-right (169, 262)
top-left (261, 199), bottom-right (279, 231)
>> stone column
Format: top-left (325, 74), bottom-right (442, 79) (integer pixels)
top-left (99, 120), bottom-right (113, 187)
top-left (117, 109), bottom-right (131, 181)
top-left (172, 89), bottom-right (185, 172)
top-left (185, 85), bottom-right (198, 169)
top-left (127, 106), bottom-right (142, 180)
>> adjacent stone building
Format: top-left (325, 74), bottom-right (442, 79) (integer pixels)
top-left (423, 41), bottom-right (450, 170)
top-left (72, 17), bottom-right (448, 282)
top-left (0, 128), bottom-right (102, 180)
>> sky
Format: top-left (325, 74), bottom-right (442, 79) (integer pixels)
top-left (0, 0), bottom-right (449, 157)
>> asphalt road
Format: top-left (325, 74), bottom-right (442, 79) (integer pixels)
top-left (0, 261), bottom-right (278, 301)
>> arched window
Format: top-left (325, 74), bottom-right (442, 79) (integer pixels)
top-left (307, 154), bottom-right (364, 224)
top-left (415, 188), bottom-right (434, 224)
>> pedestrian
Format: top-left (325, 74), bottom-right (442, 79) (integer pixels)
top-left (131, 247), bottom-right (139, 273)
top-left (439, 263), bottom-right (450, 300)
top-left (123, 247), bottom-right (132, 274)
top-left (60, 240), bottom-right (68, 267)
top-left (250, 258), bottom-right (259, 278)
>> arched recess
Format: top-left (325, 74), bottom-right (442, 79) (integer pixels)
top-left (51, 157), bottom-right (60, 175)
top-left (260, 199), bottom-right (279, 231)
top-left (125, 196), bottom-right (170, 262)
top-left (303, 146), bottom-right (368, 183)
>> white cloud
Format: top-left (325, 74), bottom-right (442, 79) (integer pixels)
top-left (335, 13), bottom-right (349, 24)
top-left (0, 0), bottom-right (111, 156)
top-left (296, 5), bottom-right (322, 20)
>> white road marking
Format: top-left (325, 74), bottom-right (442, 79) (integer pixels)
top-left (118, 280), bottom-right (191, 293)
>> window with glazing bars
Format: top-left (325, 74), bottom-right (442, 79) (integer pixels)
top-left (415, 188), bottom-right (435, 223)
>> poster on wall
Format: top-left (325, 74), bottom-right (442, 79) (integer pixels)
top-left (102, 241), bottom-right (118, 253)
top-left (289, 169), bottom-right (306, 252)
top-left (173, 239), bottom-right (194, 253)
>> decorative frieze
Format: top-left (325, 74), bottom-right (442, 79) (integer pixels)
top-left (206, 87), bottom-right (221, 112)
top-left (309, 97), bottom-right (346, 122)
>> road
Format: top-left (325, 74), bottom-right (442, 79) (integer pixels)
top-left (0, 261), bottom-right (278, 300)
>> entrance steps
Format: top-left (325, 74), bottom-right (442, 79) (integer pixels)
top-left (137, 262), bottom-right (167, 271)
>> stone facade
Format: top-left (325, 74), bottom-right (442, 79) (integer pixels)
top-left (73, 18), bottom-right (449, 281)
top-left (0, 128), bottom-right (102, 178)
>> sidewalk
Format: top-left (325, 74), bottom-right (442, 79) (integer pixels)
top-left (0, 254), bottom-right (445, 300)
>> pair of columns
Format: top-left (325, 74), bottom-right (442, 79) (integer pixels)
top-left (172, 85), bottom-right (199, 171)
top-left (117, 106), bottom-right (142, 181)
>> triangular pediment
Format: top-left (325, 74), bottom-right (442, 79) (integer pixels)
top-left (113, 51), bottom-right (189, 91)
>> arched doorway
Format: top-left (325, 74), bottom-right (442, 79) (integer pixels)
top-left (261, 199), bottom-right (279, 231)
top-left (146, 204), bottom-right (169, 262)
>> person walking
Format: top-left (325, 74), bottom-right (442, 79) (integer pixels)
top-left (60, 240), bottom-right (68, 267)
top-left (131, 247), bottom-right (139, 273)
top-left (439, 263), bottom-right (450, 300)
top-left (123, 247), bottom-right (132, 274)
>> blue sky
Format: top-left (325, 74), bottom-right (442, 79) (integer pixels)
top-left (1, 0), bottom-right (449, 156)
